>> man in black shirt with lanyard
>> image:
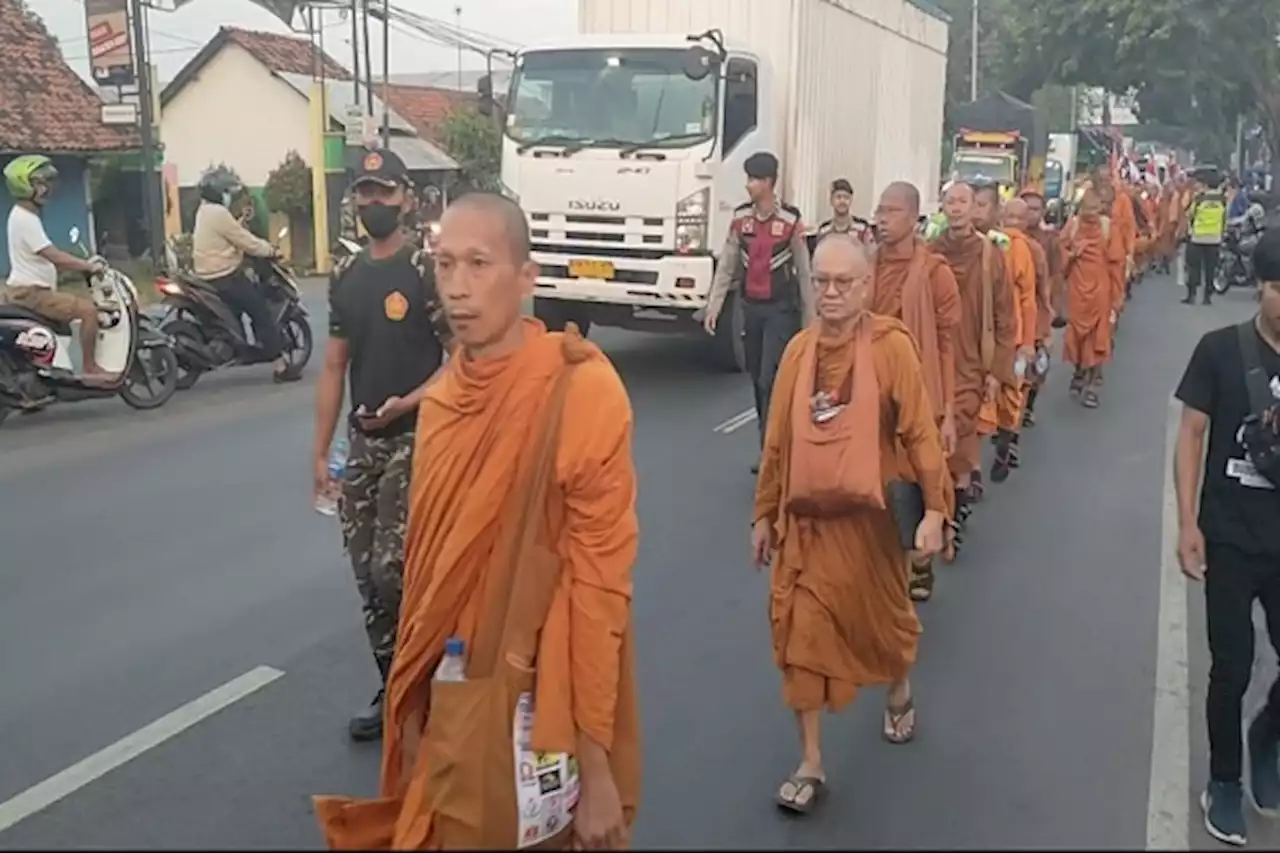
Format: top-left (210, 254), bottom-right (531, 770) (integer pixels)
top-left (312, 149), bottom-right (450, 742)
top-left (1175, 227), bottom-right (1280, 846)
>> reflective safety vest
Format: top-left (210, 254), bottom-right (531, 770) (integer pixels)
top-left (1189, 191), bottom-right (1226, 244)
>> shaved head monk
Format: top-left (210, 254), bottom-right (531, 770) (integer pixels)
top-left (977, 194), bottom-right (1039, 481)
top-left (1018, 189), bottom-right (1063, 426)
top-left (871, 180), bottom-right (960, 599)
top-left (930, 182), bottom-right (1017, 522)
top-left (753, 233), bottom-right (947, 815)
top-left (1060, 188), bottom-right (1114, 409)
top-left (315, 193), bottom-right (641, 851)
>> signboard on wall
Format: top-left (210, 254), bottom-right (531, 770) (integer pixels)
top-left (84, 0), bottom-right (135, 86)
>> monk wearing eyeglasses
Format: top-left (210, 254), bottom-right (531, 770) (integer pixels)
top-left (752, 234), bottom-right (947, 816)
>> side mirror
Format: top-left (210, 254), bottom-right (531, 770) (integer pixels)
top-left (68, 226), bottom-right (81, 244)
top-left (681, 45), bottom-right (718, 81)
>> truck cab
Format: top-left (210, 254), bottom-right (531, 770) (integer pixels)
top-left (950, 130), bottom-right (1028, 200)
top-left (500, 34), bottom-right (774, 368)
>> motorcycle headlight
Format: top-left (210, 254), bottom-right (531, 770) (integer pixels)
top-left (675, 188), bottom-right (709, 254)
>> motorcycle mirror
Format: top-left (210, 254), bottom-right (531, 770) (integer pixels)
top-left (68, 226), bottom-right (80, 244)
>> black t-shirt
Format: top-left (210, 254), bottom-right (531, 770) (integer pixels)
top-left (1175, 321), bottom-right (1280, 556)
top-left (329, 245), bottom-right (446, 437)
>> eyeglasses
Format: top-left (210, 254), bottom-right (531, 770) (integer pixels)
top-left (811, 273), bottom-right (870, 294)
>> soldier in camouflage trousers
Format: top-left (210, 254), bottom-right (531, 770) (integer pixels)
top-left (339, 429), bottom-right (413, 684)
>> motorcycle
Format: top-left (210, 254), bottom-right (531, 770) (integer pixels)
top-left (155, 227), bottom-right (313, 390)
top-left (0, 227), bottom-right (179, 427)
top-left (1213, 204), bottom-right (1267, 295)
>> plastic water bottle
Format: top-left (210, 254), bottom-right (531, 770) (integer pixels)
top-left (1035, 348), bottom-right (1051, 377)
top-left (434, 637), bottom-right (467, 683)
top-left (314, 436), bottom-right (349, 516)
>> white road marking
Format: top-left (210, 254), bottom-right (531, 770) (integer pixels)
top-left (1146, 399), bottom-right (1190, 850)
top-left (713, 408), bottom-right (757, 434)
top-left (0, 665), bottom-right (285, 834)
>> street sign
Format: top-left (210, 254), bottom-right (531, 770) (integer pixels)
top-left (84, 0), bottom-right (135, 86)
top-left (100, 102), bottom-right (139, 126)
top-left (344, 105), bottom-right (365, 147)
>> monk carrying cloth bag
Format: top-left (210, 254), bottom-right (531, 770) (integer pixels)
top-left (418, 364), bottom-right (581, 849)
top-left (1237, 320), bottom-right (1280, 487)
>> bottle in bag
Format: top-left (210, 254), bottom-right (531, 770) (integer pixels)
top-left (434, 636), bottom-right (467, 683)
top-left (314, 436), bottom-right (349, 516)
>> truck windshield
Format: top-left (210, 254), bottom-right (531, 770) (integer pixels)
top-left (952, 154), bottom-right (1016, 186)
top-left (506, 48), bottom-right (718, 151)
top-left (1044, 161), bottom-right (1064, 197)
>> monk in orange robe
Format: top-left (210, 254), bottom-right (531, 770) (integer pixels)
top-left (1132, 186), bottom-right (1158, 281)
top-left (1018, 190), bottom-right (1059, 427)
top-left (315, 194), bottom-right (641, 851)
top-left (870, 180), bottom-right (960, 597)
top-left (1060, 189), bottom-right (1113, 411)
top-left (753, 234), bottom-right (947, 815)
top-left (929, 182), bottom-right (1017, 519)
top-left (972, 188), bottom-right (1036, 483)
top-left (1096, 175), bottom-right (1137, 316)
top-left (1155, 181), bottom-right (1180, 273)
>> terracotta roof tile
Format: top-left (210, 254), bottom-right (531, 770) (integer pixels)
top-left (0, 0), bottom-right (140, 153)
top-left (381, 84), bottom-right (474, 142)
top-left (222, 27), bottom-right (351, 81)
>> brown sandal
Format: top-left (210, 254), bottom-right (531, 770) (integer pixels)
top-left (776, 774), bottom-right (826, 814)
top-left (909, 562), bottom-right (934, 602)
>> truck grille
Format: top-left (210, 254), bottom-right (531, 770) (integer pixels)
top-left (528, 212), bottom-right (668, 254)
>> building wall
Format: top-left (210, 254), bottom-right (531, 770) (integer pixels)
top-left (160, 43), bottom-right (313, 188)
top-left (0, 155), bottom-right (92, 276)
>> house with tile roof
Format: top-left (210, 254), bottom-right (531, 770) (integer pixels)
top-left (0, 0), bottom-right (142, 273)
top-left (160, 26), bottom-right (461, 238)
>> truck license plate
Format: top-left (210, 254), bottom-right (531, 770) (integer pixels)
top-left (568, 259), bottom-right (615, 280)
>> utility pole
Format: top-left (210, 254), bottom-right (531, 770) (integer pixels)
top-left (381, 0), bottom-right (391, 147)
top-left (128, 0), bottom-right (163, 267)
top-left (361, 0), bottom-right (375, 115)
top-left (349, 0), bottom-right (361, 103)
top-left (968, 0), bottom-right (978, 101)
top-left (455, 5), bottom-right (463, 91)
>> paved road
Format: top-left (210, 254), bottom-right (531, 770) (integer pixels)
top-left (0, 276), bottom-right (1268, 849)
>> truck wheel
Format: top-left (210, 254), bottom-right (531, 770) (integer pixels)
top-left (710, 292), bottom-right (746, 372)
top-left (533, 298), bottom-right (592, 337)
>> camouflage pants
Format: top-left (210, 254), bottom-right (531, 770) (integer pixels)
top-left (339, 428), bottom-right (413, 679)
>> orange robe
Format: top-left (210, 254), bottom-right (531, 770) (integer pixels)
top-left (1029, 224), bottom-right (1065, 326)
top-left (931, 229), bottom-right (1017, 478)
top-left (978, 228), bottom-right (1037, 435)
top-left (754, 317), bottom-right (948, 711)
top-left (1156, 187), bottom-right (1180, 261)
top-left (1106, 190), bottom-right (1138, 313)
top-left (315, 321), bottom-right (642, 850)
top-left (869, 237), bottom-right (961, 422)
top-left (1023, 233), bottom-right (1052, 392)
top-left (1060, 218), bottom-right (1112, 370)
top-left (1135, 191), bottom-right (1158, 264)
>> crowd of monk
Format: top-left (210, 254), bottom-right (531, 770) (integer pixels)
top-left (307, 166), bottom-right (1197, 848)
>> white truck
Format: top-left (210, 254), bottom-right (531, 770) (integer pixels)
top-left (499, 0), bottom-right (949, 368)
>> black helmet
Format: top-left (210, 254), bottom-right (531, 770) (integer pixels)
top-left (198, 166), bottom-right (243, 205)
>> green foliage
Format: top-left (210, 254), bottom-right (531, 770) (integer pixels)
top-left (991, 0), bottom-right (1280, 159)
top-left (264, 150), bottom-right (313, 219)
top-left (437, 108), bottom-right (501, 192)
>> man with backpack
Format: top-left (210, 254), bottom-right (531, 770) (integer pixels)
top-left (1174, 227), bottom-right (1280, 846)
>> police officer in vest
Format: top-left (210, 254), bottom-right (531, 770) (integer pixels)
top-left (809, 178), bottom-right (873, 253)
top-left (704, 151), bottom-right (815, 473)
top-left (1183, 170), bottom-right (1228, 306)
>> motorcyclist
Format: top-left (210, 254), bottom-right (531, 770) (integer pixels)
top-left (1, 154), bottom-right (113, 384)
top-left (191, 167), bottom-right (288, 379)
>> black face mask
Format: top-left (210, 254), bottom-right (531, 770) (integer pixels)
top-left (358, 202), bottom-right (402, 240)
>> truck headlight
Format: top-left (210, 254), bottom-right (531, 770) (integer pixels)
top-left (675, 188), bottom-right (709, 254)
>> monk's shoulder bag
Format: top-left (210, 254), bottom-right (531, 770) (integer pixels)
top-left (1237, 320), bottom-right (1280, 486)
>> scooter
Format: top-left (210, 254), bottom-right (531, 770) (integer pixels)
top-left (155, 227), bottom-right (313, 390)
top-left (0, 227), bottom-right (180, 427)
top-left (1213, 204), bottom-right (1267, 295)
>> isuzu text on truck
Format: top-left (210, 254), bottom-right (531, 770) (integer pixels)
top-left (499, 0), bottom-right (949, 369)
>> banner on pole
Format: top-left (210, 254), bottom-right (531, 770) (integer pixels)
top-left (84, 0), bottom-right (135, 86)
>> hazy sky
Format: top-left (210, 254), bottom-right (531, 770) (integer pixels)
top-left (34, 0), bottom-right (576, 84)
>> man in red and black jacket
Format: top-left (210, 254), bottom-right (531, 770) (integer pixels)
top-left (704, 151), bottom-right (815, 473)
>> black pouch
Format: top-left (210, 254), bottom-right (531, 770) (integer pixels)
top-left (887, 479), bottom-right (926, 551)
top-left (1237, 321), bottom-right (1280, 485)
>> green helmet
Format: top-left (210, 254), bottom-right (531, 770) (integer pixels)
top-left (4, 154), bottom-right (58, 202)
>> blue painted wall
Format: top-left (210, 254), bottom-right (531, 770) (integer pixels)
top-left (0, 155), bottom-right (93, 277)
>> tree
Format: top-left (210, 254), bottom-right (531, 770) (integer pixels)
top-left (264, 151), bottom-right (313, 222)
top-left (992, 0), bottom-right (1280, 161)
top-left (437, 108), bottom-right (501, 193)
